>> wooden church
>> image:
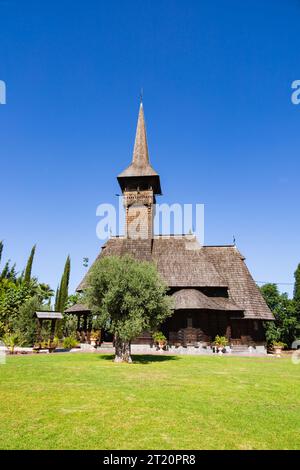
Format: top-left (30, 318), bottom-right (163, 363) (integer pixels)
top-left (66, 103), bottom-right (273, 350)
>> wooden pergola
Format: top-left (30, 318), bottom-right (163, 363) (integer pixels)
top-left (64, 304), bottom-right (92, 343)
top-left (35, 311), bottom-right (63, 345)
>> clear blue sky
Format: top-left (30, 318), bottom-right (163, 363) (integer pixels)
top-left (1, 0), bottom-right (299, 297)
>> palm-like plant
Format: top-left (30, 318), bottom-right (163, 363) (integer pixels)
top-left (2, 331), bottom-right (22, 354)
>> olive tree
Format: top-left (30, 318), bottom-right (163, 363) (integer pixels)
top-left (85, 255), bottom-right (173, 363)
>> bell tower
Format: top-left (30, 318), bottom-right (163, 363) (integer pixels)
top-left (117, 102), bottom-right (161, 240)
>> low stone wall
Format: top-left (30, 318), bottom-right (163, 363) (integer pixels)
top-left (0, 346), bottom-right (33, 354)
top-left (128, 344), bottom-right (267, 356)
top-left (0, 343), bottom-right (267, 356)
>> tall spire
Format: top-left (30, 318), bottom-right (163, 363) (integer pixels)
top-left (132, 102), bottom-right (149, 168)
top-left (117, 101), bottom-right (162, 194)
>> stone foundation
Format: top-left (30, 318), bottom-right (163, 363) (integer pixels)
top-left (96, 343), bottom-right (267, 356)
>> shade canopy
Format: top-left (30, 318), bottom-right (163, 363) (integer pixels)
top-left (64, 303), bottom-right (90, 314)
top-left (35, 311), bottom-right (63, 320)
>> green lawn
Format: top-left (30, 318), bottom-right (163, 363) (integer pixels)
top-left (0, 353), bottom-right (299, 450)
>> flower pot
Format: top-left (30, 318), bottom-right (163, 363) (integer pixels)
top-left (274, 347), bottom-right (282, 356)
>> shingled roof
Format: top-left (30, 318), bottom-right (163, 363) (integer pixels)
top-left (77, 235), bottom-right (274, 320)
top-left (203, 246), bottom-right (273, 320)
top-left (64, 303), bottom-right (90, 314)
top-left (172, 289), bottom-right (241, 311)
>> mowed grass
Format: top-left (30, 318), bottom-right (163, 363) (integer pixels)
top-left (0, 353), bottom-right (300, 450)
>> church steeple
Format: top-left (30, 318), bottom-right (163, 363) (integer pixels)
top-left (118, 101), bottom-right (161, 240)
top-left (117, 102), bottom-right (162, 195)
top-left (132, 102), bottom-right (149, 168)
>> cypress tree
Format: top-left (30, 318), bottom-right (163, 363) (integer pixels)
top-left (24, 245), bottom-right (36, 283)
top-left (56, 256), bottom-right (71, 312)
top-left (0, 261), bottom-right (10, 280)
top-left (54, 285), bottom-right (60, 312)
top-left (8, 263), bottom-right (17, 281)
top-left (294, 263), bottom-right (300, 315)
top-left (0, 240), bottom-right (3, 265)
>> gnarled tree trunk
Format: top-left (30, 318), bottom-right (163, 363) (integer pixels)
top-left (114, 335), bottom-right (132, 363)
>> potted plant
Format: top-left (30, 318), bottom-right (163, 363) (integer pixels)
top-left (272, 341), bottom-right (286, 356)
top-left (90, 330), bottom-right (101, 348)
top-left (214, 335), bottom-right (228, 353)
top-left (152, 331), bottom-right (167, 350)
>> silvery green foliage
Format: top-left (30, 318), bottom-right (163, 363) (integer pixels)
top-left (85, 255), bottom-right (173, 342)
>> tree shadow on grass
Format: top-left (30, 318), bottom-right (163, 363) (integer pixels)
top-left (97, 354), bottom-right (180, 364)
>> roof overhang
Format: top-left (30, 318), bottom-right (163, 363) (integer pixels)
top-left (171, 289), bottom-right (243, 312)
top-left (117, 174), bottom-right (162, 195)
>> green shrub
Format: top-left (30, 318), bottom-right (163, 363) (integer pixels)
top-left (14, 296), bottom-right (40, 347)
top-left (272, 340), bottom-right (286, 349)
top-left (63, 335), bottom-right (78, 349)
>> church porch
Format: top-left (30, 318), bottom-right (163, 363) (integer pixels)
top-left (133, 310), bottom-right (267, 350)
top-left (165, 311), bottom-right (267, 348)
